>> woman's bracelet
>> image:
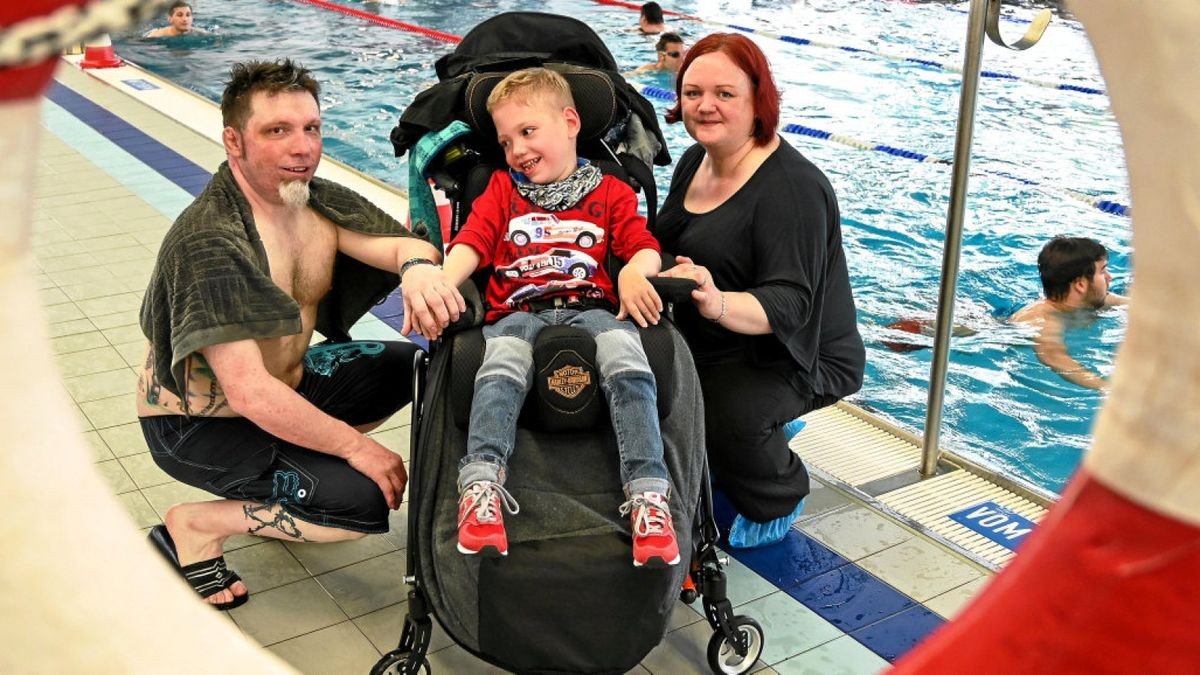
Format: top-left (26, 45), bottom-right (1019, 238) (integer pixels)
top-left (708, 292), bottom-right (727, 323)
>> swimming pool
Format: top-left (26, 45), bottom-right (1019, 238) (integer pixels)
top-left (114, 0), bottom-right (1131, 493)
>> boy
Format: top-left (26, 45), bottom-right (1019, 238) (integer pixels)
top-left (406, 68), bottom-right (679, 568)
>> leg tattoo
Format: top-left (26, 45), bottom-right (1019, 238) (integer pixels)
top-left (243, 502), bottom-right (311, 541)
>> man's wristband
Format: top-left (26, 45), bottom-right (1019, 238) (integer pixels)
top-left (400, 257), bottom-right (436, 278)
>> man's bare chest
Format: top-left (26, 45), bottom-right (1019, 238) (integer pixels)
top-left (258, 213), bottom-right (338, 305)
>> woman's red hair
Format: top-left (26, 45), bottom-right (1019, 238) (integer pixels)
top-left (665, 33), bottom-right (780, 146)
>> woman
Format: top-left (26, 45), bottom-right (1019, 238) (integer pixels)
top-left (657, 33), bottom-right (865, 547)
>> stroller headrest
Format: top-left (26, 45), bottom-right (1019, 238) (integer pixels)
top-left (464, 64), bottom-right (618, 149)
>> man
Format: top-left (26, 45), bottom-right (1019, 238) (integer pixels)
top-left (1011, 236), bottom-right (1128, 390)
top-left (630, 33), bottom-right (685, 75)
top-left (136, 59), bottom-right (463, 609)
top-left (638, 2), bottom-right (667, 34)
top-left (144, 1), bottom-right (198, 38)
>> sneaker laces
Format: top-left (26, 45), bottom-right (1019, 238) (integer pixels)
top-left (619, 493), bottom-right (670, 537)
top-left (458, 481), bottom-right (519, 526)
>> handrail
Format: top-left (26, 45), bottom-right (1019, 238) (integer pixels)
top-left (920, 0), bottom-right (1052, 478)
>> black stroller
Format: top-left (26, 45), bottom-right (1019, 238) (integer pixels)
top-left (373, 13), bottom-right (764, 675)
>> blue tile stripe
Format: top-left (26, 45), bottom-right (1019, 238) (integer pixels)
top-left (43, 78), bottom-right (409, 336)
top-left (46, 82), bottom-right (213, 200)
top-left (712, 490), bottom-right (944, 662)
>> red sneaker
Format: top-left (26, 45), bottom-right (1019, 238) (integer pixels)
top-left (457, 481), bottom-right (519, 557)
top-left (622, 491), bottom-right (681, 568)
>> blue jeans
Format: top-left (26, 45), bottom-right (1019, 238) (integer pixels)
top-left (459, 308), bottom-right (669, 498)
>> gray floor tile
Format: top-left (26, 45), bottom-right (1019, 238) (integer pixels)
top-left (286, 534), bottom-right (399, 577)
top-left (742, 592), bottom-right (844, 666)
top-left (141, 480), bottom-right (217, 518)
top-left (353, 601), bottom-right (455, 655)
top-left (44, 302), bottom-right (85, 323)
top-left (225, 540), bottom-right (312, 593)
top-left (857, 537), bottom-right (985, 602)
top-left (48, 317), bottom-right (96, 338)
top-left (724, 554), bottom-right (783, 607)
top-left (95, 458), bottom-right (137, 494)
top-left (82, 430), bottom-right (113, 462)
top-left (79, 392), bottom-right (138, 429)
top-left (230, 578), bottom-right (348, 647)
top-left (267, 621), bottom-right (382, 675)
top-left (50, 330), bottom-right (109, 355)
top-left (98, 421), bottom-right (150, 457)
top-left (773, 636), bottom-right (888, 675)
top-left (116, 491), bottom-right (161, 529)
top-left (55, 344), bottom-right (127, 377)
top-left (76, 292), bottom-right (143, 318)
top-left (799, 505), bottom-right (913, 562)
top-left (89, 310), bottom-right (139, 329)
top-left (61, 277), bottom-right (131, 302)
top-left (425, 645), bottom-right (508, 674)
top-left (38, 287), bottom-right (70, 306)
top-left (64, 368), bottom-right (137, 403)
top-left (795, 478), bottom-right (856, 523)
top-left (118, 451), bottom-right (173, 488)
top-left (316, 550), bottom-right (407, 618)
top-left (924, 576), bottom-right (990, 620)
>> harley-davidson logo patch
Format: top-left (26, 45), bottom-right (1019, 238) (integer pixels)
top-left (547, 365), bottom-right (591, 399)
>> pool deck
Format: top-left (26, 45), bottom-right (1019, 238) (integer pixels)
top-left (38, 58), bottom-right (999, 674)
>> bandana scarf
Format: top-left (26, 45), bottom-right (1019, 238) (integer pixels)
top-left (512, 160), bottom-right (603, 212)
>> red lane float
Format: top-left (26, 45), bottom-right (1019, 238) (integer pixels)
top-left (284, 0), bottom-right (461, 43)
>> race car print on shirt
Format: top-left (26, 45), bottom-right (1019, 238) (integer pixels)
top-left (505, 213), bottom-right (606, 248)
top-left (494, 248), bottom-right (599, 281)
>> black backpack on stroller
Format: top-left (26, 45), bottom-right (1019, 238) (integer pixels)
top-left (374, 12), bottom-right (765, 675)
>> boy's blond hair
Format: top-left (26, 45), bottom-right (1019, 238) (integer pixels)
top-left (486, 67), bottom-right (576, 114)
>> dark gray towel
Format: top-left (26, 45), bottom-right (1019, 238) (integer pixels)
top-left (140, 162), bottom-right (426, 405)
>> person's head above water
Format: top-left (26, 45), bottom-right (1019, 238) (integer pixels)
top-left (639, 2), bottom-right (666, 34)
top-left (1038, 235), bottom-right (1113, 308)
top-left (486, 67), bottom-right (582, 185)
top-left (144, 1), bottom-right (194, 37)
top-left (655, 32), bottom-right (685, 71)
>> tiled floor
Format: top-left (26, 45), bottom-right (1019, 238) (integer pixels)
top-left (35, 61), bottom-right (993, 673)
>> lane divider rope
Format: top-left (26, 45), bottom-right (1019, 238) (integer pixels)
top-left (640, 85), bottom-right (1129, 217)
top-left (283, 0), bottom-right (461, 43)
top-left (595, 1), bottom-right (1104, 97)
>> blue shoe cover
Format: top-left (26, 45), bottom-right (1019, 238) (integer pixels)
top-left (727, 497), bottom-right (807, 549)
top-left (783, 418), bottom-right (807, 441)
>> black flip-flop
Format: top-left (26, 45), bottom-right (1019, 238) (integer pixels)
top-left (148, 524), bottom-right (249, 611)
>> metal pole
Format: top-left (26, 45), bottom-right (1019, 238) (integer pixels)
top-left (920, 0), bottom-right (991, 477)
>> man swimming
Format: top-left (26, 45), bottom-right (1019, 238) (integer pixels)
top-left (1011, 236), bottom-right (1128, 390)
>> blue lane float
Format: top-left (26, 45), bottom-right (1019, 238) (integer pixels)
top-left (641, 86), bottom-right (1131, 219)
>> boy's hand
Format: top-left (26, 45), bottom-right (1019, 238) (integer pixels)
top-left (401, 264), bottom-right (465, 340)
top-left (616, 266), bottom-right (663, 328)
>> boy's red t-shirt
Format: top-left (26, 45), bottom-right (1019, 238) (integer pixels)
top-left (449, 170), bottom-right (661, 322)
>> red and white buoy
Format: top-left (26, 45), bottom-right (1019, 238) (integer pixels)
top-left (78, 33), bottom-right (123, 69)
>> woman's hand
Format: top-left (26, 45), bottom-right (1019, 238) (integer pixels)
top-left (616, 266), bottom-right (663, 327)
top-left (660, 255), bottom-right (725, 321)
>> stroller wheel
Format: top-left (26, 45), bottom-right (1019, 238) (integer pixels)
top-left (371, 649), bottom-right (431, 675)
top-left (706, 615), bottom-right (764, 675)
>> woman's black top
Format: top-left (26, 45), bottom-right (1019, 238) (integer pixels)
top-left (655, 138), bottom-right (864, 398)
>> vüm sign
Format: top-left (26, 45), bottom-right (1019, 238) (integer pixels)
top-left (947, 501), bottom-right (1036, 552)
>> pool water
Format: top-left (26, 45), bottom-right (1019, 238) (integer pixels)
top-left (115, 0), bottom-right (1131, 494)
